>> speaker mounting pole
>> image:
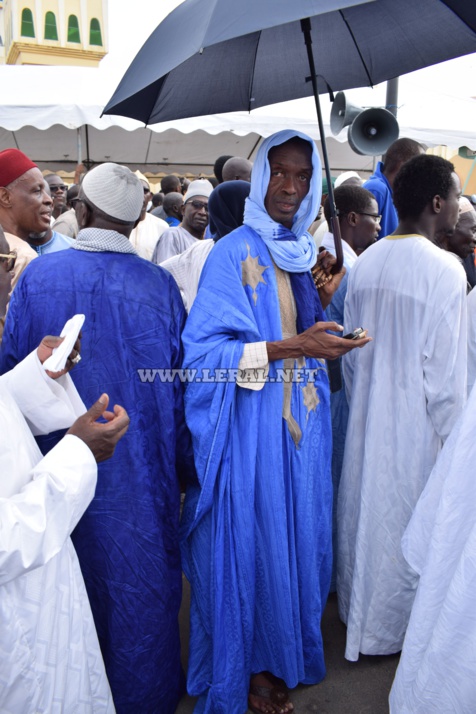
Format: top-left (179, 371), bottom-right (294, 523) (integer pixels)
top-left (386, 78), bottom-right (399, 118)
top-left (301, 17), bottom-right (344, 273)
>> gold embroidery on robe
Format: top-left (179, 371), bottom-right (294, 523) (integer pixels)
top-left (241, 243), bottom-right (269, 305)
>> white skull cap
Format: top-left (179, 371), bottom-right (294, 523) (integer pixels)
top-left (82, 163), bottom-right (144, 222)
top-left (459, 196), bottom-right (475, 214)
top-left (184, 179), bottom-right (214, 204)
top-left (334, 171), bottom-right (361, 188)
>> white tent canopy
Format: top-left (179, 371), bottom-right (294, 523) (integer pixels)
top-left (0, 54), bottom-right (475, 174)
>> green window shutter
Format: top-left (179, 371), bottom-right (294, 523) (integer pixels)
top-left (67, 14), bottom-right (80, 43)
top-left (44, 11), bottom-right (58, 40)
top-left (21, 8), bottom-right (35, 38)
top-left (89, 18), bottom-right (102, 46)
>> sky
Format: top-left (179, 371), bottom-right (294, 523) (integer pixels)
top-left (101, 0), bottom-right (185, 84)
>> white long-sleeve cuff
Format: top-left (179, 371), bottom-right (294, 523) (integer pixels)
top-left (237, 341), bottom-right (269, 391)
top-left (1, 350), bottom-right (86, 435)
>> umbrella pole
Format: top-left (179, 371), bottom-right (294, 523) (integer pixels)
top-left (301, 18), bottom-right (344, 273)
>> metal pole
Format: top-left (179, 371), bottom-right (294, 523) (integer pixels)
top-left (301, 17), bottom-right (343, 273)
top-left (386, 77), bottom-right (399, 118)
top-left (77, 127), bottom-right (82, 165)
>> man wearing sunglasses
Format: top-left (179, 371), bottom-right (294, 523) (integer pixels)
top-left (51, 184), bottom-right (80, 238)
top-left (45, 173), bottom-right (68, 222)
top-left (152, 178), bottom-right (213, 263)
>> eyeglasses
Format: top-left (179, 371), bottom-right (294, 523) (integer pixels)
top-left (0, 251), bottom-right (17, 272)
top-left (356, 212), bottom-right (382, 222)
top-left (188, 200), bottom-right (209, 212)
top-left (143, 187), bottom-right (151, 194)
top-left (49, 184), bottom-right (67, 193)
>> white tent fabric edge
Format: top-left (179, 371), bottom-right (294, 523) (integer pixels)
top-left (1, 61), bottom-right (476, 173)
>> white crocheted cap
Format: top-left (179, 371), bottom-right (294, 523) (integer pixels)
top-left (184, 179), bottom-right (214, 204)
top-left (459, 196), bottom-right (475, 215)
top-left (82, 163), bottom-right (144, 222)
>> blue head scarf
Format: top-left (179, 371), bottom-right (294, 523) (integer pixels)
top-left (243, 129), bottom-right (321, 273)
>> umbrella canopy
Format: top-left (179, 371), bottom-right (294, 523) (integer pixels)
top-left (104, 0), bottom-right (476, 271)
top-left (104, 0), bottom-right (476, 124)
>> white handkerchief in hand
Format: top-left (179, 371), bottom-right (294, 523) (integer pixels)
top-left (42, 314), bottom-right (85, 372)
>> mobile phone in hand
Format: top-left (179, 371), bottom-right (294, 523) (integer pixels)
top-left (343, 327), bottom-right (365, 340)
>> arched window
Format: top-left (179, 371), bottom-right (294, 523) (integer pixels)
top-left (67, 14), bottom-right (80, 43)
top-left (44, 11), bottom-right (58, 40)
top-left (21, 8), bottom-right (35, 38)
top-left (89, 18), bottom-right (102, 46)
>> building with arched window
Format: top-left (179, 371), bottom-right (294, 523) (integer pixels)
top-left (0, 0), bottom-right (107, 66)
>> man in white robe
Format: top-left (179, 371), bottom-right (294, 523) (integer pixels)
top-left (129, 179), bottom-right (168, 261)
top-left (389, 381), bottom-right (476, 713)
top-left (159, 180), bottom-right (251, 313)
top-left (467, 285), bottom-right (476, 393)
top-left (152, 179), bottom-right (213, 263)
top-left (0, 268), bottom-right (129, 713)
top-left (338, 154), bottom-right (467, 661)
top-left (160, 239), bottom-right (214, 313)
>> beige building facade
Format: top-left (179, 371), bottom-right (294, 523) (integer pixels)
top-left (0, 0), bottom-right (107, 66)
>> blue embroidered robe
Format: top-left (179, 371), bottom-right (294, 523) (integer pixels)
top-left (181, 225), bottom-right (332, 713)
top-left (0, 249), bottom-right (195, 714)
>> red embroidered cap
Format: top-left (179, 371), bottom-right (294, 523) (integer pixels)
top-left (0, 149), bottom-right (38, 188)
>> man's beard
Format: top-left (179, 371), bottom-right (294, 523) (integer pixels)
top-left (28, 230), bottom-right (48, 242)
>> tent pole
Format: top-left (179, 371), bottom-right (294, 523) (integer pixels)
top-left (84, 125), bottom-right (92, 170)
top-left (77, 128), bottom-right (82, 165)
top-left (301, 17), bottom-right (343, 273)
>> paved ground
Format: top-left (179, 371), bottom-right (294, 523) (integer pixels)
top-left (176, 580), bottom-right (399, 714)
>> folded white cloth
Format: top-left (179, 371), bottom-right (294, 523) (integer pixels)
top-left (42, 314), bottom-right (85, 372)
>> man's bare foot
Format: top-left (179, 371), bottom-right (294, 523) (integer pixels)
top-left (248, 672), bottom-right (294, 714)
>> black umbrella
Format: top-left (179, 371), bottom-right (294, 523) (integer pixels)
top-left (104, 0), bottom-right (476, 270)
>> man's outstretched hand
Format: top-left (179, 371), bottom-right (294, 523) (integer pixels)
top-left (67, 394), bottom-right (130, 462)
top-left (267, 321), bottom-right (372, 362)
top-left (38, 334), bottom-right (82, 379)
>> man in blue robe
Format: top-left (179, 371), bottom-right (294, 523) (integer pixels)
top-left (180, 130), bottom-right (371, 714)
top-left (0, 162), bottom-right (194, 714)
top-left (363, 138), bottom-right (423, 238)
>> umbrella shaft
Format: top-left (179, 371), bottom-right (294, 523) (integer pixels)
top-left (300, 18), bottom-right (343, 273)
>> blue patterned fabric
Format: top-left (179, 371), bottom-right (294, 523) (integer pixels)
top-left (181, 224), bottom-right (332, 713)
top-left (0, 248), bottom-right (195, 714)
top-left (243, 130), bottom-right (320, 272)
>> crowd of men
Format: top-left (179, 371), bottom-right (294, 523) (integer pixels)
top-left (0, 133), bottom-right (475, 714)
